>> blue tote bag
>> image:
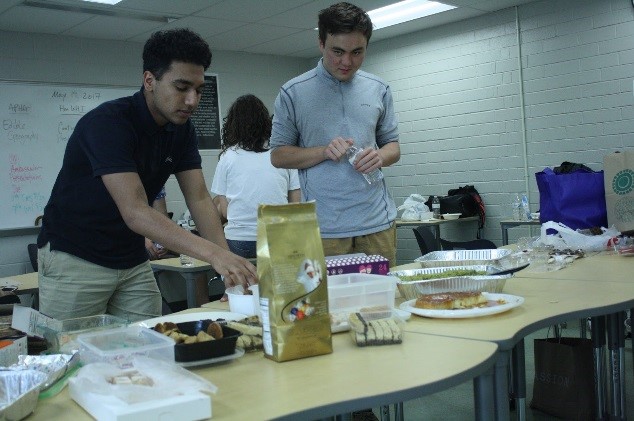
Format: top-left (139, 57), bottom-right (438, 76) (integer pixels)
top-left (535, 166), bottom-right (607, 230)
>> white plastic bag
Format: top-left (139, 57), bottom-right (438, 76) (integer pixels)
top-left (538, 221), bottom-right (620, 252)
top-left (397, 194), bottom-right (430, 221)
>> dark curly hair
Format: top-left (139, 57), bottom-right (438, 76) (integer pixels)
top-left (318, 2), bottom-right (372, 45)
top-left (143, 28), bottom-right (212, 80)
top-left (219, 94), bottom-right (271, 157)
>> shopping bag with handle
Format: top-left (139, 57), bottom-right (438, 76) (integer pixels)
top-left (536, 163), bottom-right (607, 230)
top-left (530, 336), bottom-right (595, 419)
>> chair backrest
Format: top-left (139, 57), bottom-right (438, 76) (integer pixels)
top-left (412, 226), bottom-right (440, 256)
top-left (439, 238), bottom-right (497, 251)
top-left (27, 243), bottom-right (38, 272)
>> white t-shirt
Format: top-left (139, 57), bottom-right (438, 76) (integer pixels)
top-left (210, 148), bottom-right (300, 241)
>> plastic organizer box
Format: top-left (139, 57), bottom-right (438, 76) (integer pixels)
top-left (328, 273), bottom-right (398, 333)
top-left (77, 326), bottom-right (175, 368)
top-left (42, 314), bottom-right (128, 353)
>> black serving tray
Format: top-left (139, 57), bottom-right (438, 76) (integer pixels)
top-left (170, 320), bottom-right (242, 363)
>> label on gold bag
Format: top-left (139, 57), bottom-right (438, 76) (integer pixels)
top-left (257, 202), bottom-right (332, 362)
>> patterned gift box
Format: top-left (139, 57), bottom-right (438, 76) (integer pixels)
top-left (326, 254), bottom-right (389, 276)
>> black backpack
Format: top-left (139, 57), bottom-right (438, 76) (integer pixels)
top-left (425, 185), bottom-right (486, 237)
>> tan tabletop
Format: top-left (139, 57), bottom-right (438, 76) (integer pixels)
top-left (151, 257), bottom-right (215, 308)
top-left (398, 275), bottom-right (634, 349)
top-left (29, 308), bottom-right (498, 421)
top-left (0, 271), bottom-right (38, 294)
top-left (391, 254), bottom-right (634, 420)
top-left (513, 251), bottom-right (631, 283)
top-left (395, 215), bottom-right (479, 227)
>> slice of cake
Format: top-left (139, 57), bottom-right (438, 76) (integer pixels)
top-left (414, 291), bottom-right (486, 310)
top-left (348, 312), bottom-right (403, 347)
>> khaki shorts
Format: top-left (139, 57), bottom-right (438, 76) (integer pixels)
top-left (38, 243), bottom-right (162, 322)
top-left (321, 224), bottom-right (397, 268)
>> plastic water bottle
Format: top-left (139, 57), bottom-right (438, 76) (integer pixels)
top-left (180, 226), bottom-right (194, 267)
top-left (511, 193), bottom-right (522, 221)
top-left (346, 146), bottom-right (384, 184)
top-left (432, 196), bottom-right (441, 219)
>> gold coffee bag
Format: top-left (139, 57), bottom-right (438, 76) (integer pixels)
top-left (257, 202), bottom-right (332, 362)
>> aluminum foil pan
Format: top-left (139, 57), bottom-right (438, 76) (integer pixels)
top-left (414, 249), bottom-right (513, 268)
top-left (390, 265), bottom-right (509, 300)
top-left (0, 370), bottom-right (47, 420)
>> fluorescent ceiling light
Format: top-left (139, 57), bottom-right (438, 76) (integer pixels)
top-left (80, 0), bottom-right (122, 4)
top-left (368, 0), bottom-right (456, 30)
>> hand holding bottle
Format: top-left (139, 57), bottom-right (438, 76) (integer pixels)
top-left (346, 145), bottom-right (384, 184)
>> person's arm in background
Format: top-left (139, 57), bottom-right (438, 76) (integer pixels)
top-left (102, 170), bottom-right (257, 288)
top-left (212, 195), bottom-right (228, 225)
top-left (288, 189), bottom-right (301, 203)
top-left (145, 195), bottom-right (169, 260)
top-left (175, 169), bottom-right (257, 288)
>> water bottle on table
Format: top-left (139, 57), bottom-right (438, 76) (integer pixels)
top-left (346, 146), bottom-right (383, 184)
top-left (180, 226), bottom-right (194, 267)
top-left (432, 196), bottom-right (441, 219)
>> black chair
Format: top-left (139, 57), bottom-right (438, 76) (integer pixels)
top-left (412, 226), bottom-right (497, 256)
top-left (412, 226), bottom-right (440, 256)
top-left (27, 243), bottom-right (38, 271)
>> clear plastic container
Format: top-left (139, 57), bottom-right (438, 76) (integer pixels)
top-left (41, 314), bottom-right (128, 354)
top-left (77, 326), bottom-right (175, 368)
top-left (348, 308), bottom-right (403, 347)
top-left (328, 273), bottom-right (398, 332)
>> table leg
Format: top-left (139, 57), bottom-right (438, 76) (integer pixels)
top-left (393, 402), bottom-right (404, 421)
top-left (433, 226), bottom-right (441, 250)
top-left (492, 350), bottom-right (511, 421)
top-left (511, 339), bottom-right (526, 421)
top-left (379, 405), bottom-right (389, 420)
top-left (591, 315), bottom-right (607, 419)
top-left (473, 367), bottom-right (495, 421)
top-left (502, 225), bottom-right (509, 246)
top-left (607, 311), bottom-right (626, 419)
top-left (181, 273), bottom-right (200, 308)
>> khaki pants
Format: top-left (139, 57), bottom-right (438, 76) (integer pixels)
top-left (321, 224), bottom-right (397, 268)
top-left (38, 243), bottom-right (161, 322)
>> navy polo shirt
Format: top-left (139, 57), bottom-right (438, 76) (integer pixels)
top-left (38, 88), bottom-right (201, 269)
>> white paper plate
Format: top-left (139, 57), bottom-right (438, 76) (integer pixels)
top-left (399, 293), bottom-right (524, 319)
top-left (133, 311), bottom-right (247, 328)
top-left (177, 347), bottom-right (245, 368)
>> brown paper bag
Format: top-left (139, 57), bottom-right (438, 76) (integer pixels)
top-left (603, 150), bottom-right (634, 234)
top-left (256, 202), bottom-right (332, 362)
top-left (530, 337), bottom-right (595, 420)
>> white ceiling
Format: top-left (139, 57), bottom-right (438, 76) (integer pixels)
top-left (0, 0), bottom-right (538, 58)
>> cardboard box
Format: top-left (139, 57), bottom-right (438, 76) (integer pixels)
top-left (11, 306), bottom-right (59, 338)
top-left (70, 378), bottom-right (211, 421)
top-left (604, 151), bottom-right (634, 234)
top-left (0, 335), bottom-right (28, 366)
top-left (325, 254), bottom-right (389, 276)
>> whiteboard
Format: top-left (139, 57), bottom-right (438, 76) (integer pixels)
top-left (0, 81), bottom-right (137, 229)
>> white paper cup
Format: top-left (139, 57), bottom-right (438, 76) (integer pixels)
top-left (248, 284), bottom-right (260, 317)
top-left (226, 285), bottom-right (256, 316)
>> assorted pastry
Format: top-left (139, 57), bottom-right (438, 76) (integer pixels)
top-left (154, 321), bottom-right (223, 344)
top-left (348, 311), bottom-right (402, 347)
top-left (225, 316), bottom-right (263, 352)
top-left (397, 268), bottom-right (486, 282)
